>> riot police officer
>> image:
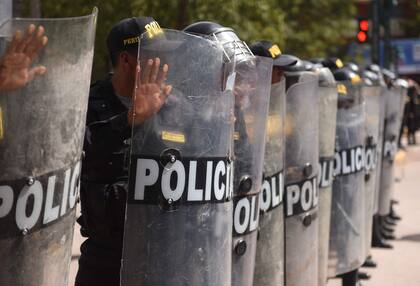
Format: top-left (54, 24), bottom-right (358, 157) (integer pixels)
top-left (75, 17), bottom-right (171, 286)
top-left (282, 55), bottom-right (320, 286)
top-left (328, 63), bottom-right (365, 286)
top-left (249, 40), bottom-right (296, 286)
top-left (366, 64), bottom-right (393, 250)
top-left (183, 22), bottom-right (273, 286)
top-left (309, 60), bottom-right (339, 286)
top-left (120, 23), bottom-right (236, 286)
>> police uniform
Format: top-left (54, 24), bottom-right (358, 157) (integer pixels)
top-left (75, 16), bottom-right (160, 286)
top-left (75, 74), bottom-right (130, 286)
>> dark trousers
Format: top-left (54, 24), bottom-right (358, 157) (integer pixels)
top-left (75, 238), bottom-right (122, 286)
top-left (340, 269), bottom-right (358, 286)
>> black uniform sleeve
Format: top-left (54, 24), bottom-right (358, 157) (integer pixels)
top-left (84, 111), bottom-right (131, 157)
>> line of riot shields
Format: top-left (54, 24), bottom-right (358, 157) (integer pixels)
top-left (118, 27), bottom-right (409, 286)
top-left (0, 12), bottom-right (410, 286)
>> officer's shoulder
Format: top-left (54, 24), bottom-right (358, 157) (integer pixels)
top-left (86, 76), bottom-right (115, 122)
top-left (89, 75), bottom-right (113, 101)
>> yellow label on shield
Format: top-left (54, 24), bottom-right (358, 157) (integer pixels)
top-left (0, 106), bottom-right (3, 140)
top-left (234, 131), bottom-right (240, 141)
top-left (162, 131), bottom-right (185, 143)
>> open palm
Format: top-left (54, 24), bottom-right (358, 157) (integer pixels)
top-left (128, 58), bottom-right (172, 126)
top-left (0, 24), bottom-right (48, 92)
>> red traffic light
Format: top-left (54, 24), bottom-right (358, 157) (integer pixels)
top-left (357, 31), bottom-right (367, 43)
top-left (359, 20), bottom-right (369, 31)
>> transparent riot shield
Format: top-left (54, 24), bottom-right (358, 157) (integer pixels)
top-left (378, 85), bottom-right (401, 216)
top-left (317, 68), bottom-right (338, 286)
top-left (328, 82), bottom-right (366, 277)
top-left (391, 79), bottom-right (408, 202)
top-left (362, 84), bottom-right (381, 259)
top-left (394, 79), bottom-right (409, 134)
top-left (253, 77), bottom-right (286, 286)
top-left (284, 71), bottom-right (319, 286)
top-left (231, 56), bottom-right (272, 286)
top-left (121, 29), bottom-right (234, 286)
top-left (373, 84), bottom-right (387, 215)
top-left (0, 10), bottom-right (97, 286)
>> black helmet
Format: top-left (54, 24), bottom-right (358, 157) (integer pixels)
top-left (333, 67), bottom-right (361, 84)
top-left (345, 62), bottom-right (360, 74)
top-left (321, 57), bottom-right (344, 71)
top-left (183, 21), bottom-right (224, 36)
top-left (302, 60), bottom-right (315, 71)
top-left (366, 64), bottom-right (381, 74)
top-left (184, 21), bottom-right (253, 63)
top-left (361, 70), bottom-right (380, 86)
top-left (249, 40), bottom-right (297, 67)
top-left (308, 59), bottom-right (335, 87)
top-left (280, 54), bottom-right (306, 72)
top-left (381, 68), bottom-right (397, 87)
top-left (366, 64), bottom-right (386, 86)
top-left (315, 66), bottom-right (336, 87)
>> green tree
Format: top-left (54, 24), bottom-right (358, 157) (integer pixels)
top-left (40, 0), bottom-right (137, 80)
top-left (278, 0), bottom-right (356, 59)
top-left (131, 0), bottom-right (356, 65)
top-left (399, 1), bottom-right (420, 38)
top-left (17, 0), bottom-right (356, 80)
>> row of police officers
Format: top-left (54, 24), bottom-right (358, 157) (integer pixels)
top-left (0, 10), bottom-right (408, 286)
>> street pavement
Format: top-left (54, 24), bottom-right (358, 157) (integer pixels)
top-left (69, 208), bottom-right (82, 286)
top-left (69, 141), bottom-right (420, 286)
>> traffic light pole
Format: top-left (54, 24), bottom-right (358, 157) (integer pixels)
top-left (371, 0), bottom-right (380, 65)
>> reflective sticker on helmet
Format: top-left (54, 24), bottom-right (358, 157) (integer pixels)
top-left (268, 45), bottom-right (282, 58)
top-left (337, 84), bottom-right (347, 95)
top-left (145, 21), bottom-right (163, 39)
top-left (0, 106), bottom-right (3, 140)
top-left (162, 131), bottom-right (185, 143)
top-left (335, 59), bottom-right (344, 68)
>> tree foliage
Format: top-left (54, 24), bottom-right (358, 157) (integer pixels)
top-left (399, 1), bottom-right (420, 38)
top-left (17, 0), bottom-right (356, 81)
